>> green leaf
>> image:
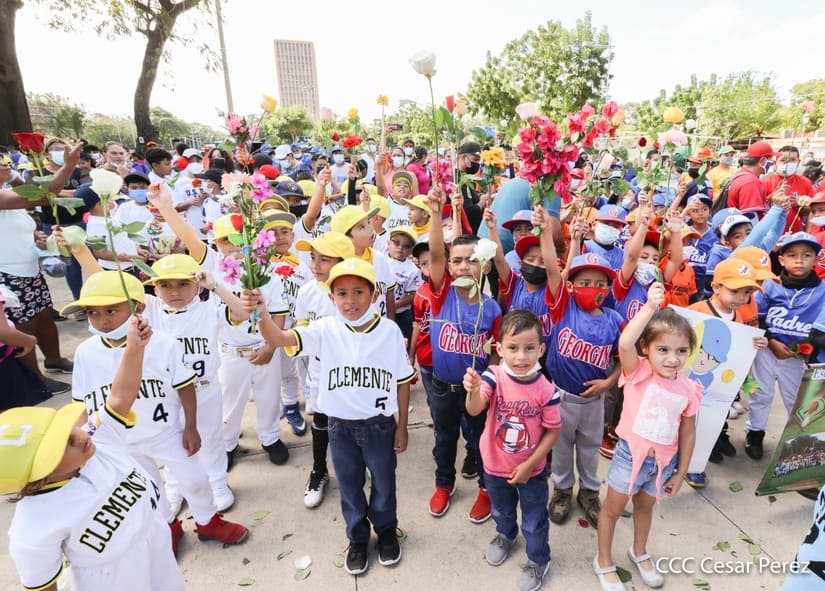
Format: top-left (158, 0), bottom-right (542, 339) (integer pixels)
top-left (621, 509), bottom-right (632, 518)
top-left (615, 565), bottom-right (632, 583)
top-left (729, 481), bottom-right (743, 493)
top-left (228, 233), bottom-right (245, 246)
top-left (86, 237), bottom-right (108, 251)
top-left (433, 107), bottom-right (447, 130)
top-left (45, 234), bottom-right (60, 255)
top-left (277, 549), bottom-right (292, 560)
top-left (126, 233), bottom-right (148, 244)
top-left (712, 541), bottom-right (730, 552)
top-left (748, 543), bottom-right (762, 555)
top-left (55, 197), bottom-right (85, 211)
top-left (768, 495), bottom-right (777, 504)
top-left (469, 126), bottom-right (488, 143)
top-left (242, 557), bottom-right (250, 565)
top-left (692, 579), bottom-right (711, 590)
top-left (12, 184), bottom-right (47, 201)
top-left (250, 510), bottom-right (270, 521)
top-left (293, 568), bottom-right (311, 581)
top-left (61, 225), bottom-right (87, 248)
top-left (482, 337), bottom-right (493, 355)
top-left (238, 578), bottom-right (255, 587)
top-left (468, 285), bottom-right (478, 298)
top-left (122, 221), bottom-right (146, 234)
top-left (738, 533), bottom-right (755, 545)
top-left (282, 533), bottom-right (293, 541)
top-left (131, 259), bottom-right (157, 277)
top-left (333, 554), bottom-right (344, 568)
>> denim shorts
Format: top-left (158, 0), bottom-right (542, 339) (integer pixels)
top-left (606, 438), bottom-right (678, 498)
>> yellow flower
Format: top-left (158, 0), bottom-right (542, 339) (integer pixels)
top-left (455, 100), bottom-right (467, 116)
top-left (261, 95), bottom-right (278, 113)
top-left (376, 95), bottom-right (389, 106)
top-left (348, 108), bottom-right (359, 120)
top-left (481, 147), bottom-right (506, 169)
top-left (663, 106), bottom-right (685, 124)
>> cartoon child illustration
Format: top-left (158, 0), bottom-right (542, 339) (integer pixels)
top-left (688, 318), bottom-right (731, 388)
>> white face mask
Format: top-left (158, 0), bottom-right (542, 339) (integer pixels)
top-left (594, 223), bottom-right (621, 246)
top-left (335, 309), bottom-right (375, 328)
top-left (392, 156), bottom-right (405, 168)
top-left (50, 149), bottom-right (65, 166)
top-left (404, 147), bottom-right (414, 157)
top-left (809, 216), bottom-right (825, 227)
top-left (620, 197), bottom-right (634, 210)
top-left (648, 160), bottom-right (659, 170)
top-left (634, 262), bottom-right (657, 286)
top-left (500, 359), bottom-right (542, 378)
top-left (777, 162), bottom-right (799, 177)
top-left (720, 156), bottom-right (734, 166)
top-left (186, 162), bottom-right (204, 175)
top-left (88, 317), bottom-right (130, 340)
top-left (333, 154), bottom-right (345, 165)
top-left (292, 152), bottom-right (302, 160)
top-left (367, 144), bottom-right (377, 153)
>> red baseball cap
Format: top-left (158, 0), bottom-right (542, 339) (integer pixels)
top-left (746, 141), bottom-right (776, 158)
top-left (258, 164), bottom-right (281, 179)
top-left (811, 188), bottom-right (825, 204)
top-left (515, 235), bottom-right (540, 260)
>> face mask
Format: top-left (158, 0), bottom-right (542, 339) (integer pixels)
top-left (570, 179), bottom-right (581, 191)
top-left (520, 262), bottom-right (547, 285)
top-left (720, 156), bottom-right (734, 166)
top-left (162, 292), bottom-right (199, 314)
top-left (333, 154), bottom-right (345, 165)
top-left (50, 149), bottom-right (65, 166)
top-left (465, 160), bottom-right (480, 175)
top-left (620, 197), bottom-right (634, 211)
top-left (777, 163), bottom-right (799, 177)
top-left (335, 309), bottom-right (375, 328)
top-left (186, 162), bottom-right (204, 175)
top-left (809, 216), bottom-right (825, 227)
top-left (649, 160), bottom-right (659, 170)
top-left (129, 188), bottom-right (148, 203)
top-left (289, 204), bottom-right (308, 218)
top-left (88, 317), bottom-right (130, 340)
top-left (210, 157), bottom-right (226, 169)
top-left (571, 286), bottom-right (609, 311)
top-left (367, 144), bottom-right (377, 153)
top-left (634, 262), bottom-right (657, 286)
top-left (687, 167), bottom-right (700, 179)
top-left (500, 359), bottom-right (542, 378)
top-left (201, 184), bottom-right (214, 196)
top-left (91, 153), bottom-right (103, 164)
top-left (594, 223), bottom-right (621, 246)
top-left (404, 147), bottom-right (414, 157)
top-left (392, 156), bottom-right (405, 168)
top-left (292, 152), bottom-right (302, 160)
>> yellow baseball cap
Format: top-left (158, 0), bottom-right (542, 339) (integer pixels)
top-left (296, 231), bottom-right (355, 259)
top-left (261, 210), bottom-right (296, 231)
top-left (275, 175), bottom-right (293, 183)
top-left (0, 403), bottom-right (86, 494)
top-left (258, 195), bottom-right (290, 212)
top-left (711, 259), bottom-right (763, 291)
top-left (61, 271), bottom-right (145, 316)
top-left (326, 257), bottom-right (376, 289)
top-left (390, 225), bottom-right (418, 245)
top-left (400, 194), bottom-right (430, 213)
top-left (731, 246), bottom-right (779, 282)
top-left (369, 194), bottom-right (391, 220)
top-left (297, 179), bottom-right (316, 198)
top-left (213, 214), bottom-right (242, 242)
top-left (361, 183), bottom-right (378, 196)
top-left (145, 254), bottom-right (199, 285)
top-left (331, 205), bottom-right (379, 235)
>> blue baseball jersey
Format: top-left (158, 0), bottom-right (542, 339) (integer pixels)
top-left (499, 272), bottom-right (552, 349)
top-left (813, 306), bottom-right (825, 364)
top-left (583, 239), bottom-right (626, 270)
top-left (429, 275), bottom-right (502, 384)
top-left (688, 227), bottom-right (714, 284)
top-left (705, 243), bottom-right (732, 284)
top-left (757, 277), bottom-right (825, 347)
top-left (543, 282), bottom-right (623, 395)
top-left (610, 273), bottom-right (650, 323)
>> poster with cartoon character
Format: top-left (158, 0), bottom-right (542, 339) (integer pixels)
top-left (670, 306), bottom-right (764, 474)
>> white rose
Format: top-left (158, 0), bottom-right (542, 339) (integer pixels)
top-left (471, 238), bottom-right (498, 263)
top-left (684, 119), bottom-right (697, 131)
top-left (409, 50), bottom-right (437, 77)
top-left (515, 102), bottom-right (538, 121)
top-left (90, 168), bottom-right (124, 198)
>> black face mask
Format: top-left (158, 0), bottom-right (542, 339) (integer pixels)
top-left (211, 158), bottom-right (226, 169)
top-left (465, 160), bottom-right (480, 175)
top-left (520, 262), bottom-right (547, 285)
top-left (687, 167), bottom-right (700, 179)
top-left (289, 204), bottom-right (308, 218)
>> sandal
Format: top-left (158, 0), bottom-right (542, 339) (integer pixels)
top-left (592, 555), bottom-right (627, 591)
top-left (627, 546), bottom-right (664, 588)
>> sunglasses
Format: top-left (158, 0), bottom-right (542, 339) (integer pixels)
top-left (390, 238), bottom-right (414, 250)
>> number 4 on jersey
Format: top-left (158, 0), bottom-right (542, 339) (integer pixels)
top-left (153, 403), bottom-right (169, 423)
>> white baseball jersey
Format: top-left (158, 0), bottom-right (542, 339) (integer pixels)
top-left (364, 249), bottom-right (396, 318)
top-left (8, 404), bottom-right (183, 591)
top-left (294, 280), bottom-right (337, 387)
top-left (373, 230), bottom-right (389, 254)
top-left (172, 176), bottom-right (207, 240)
top-left (288, 315), bottom-right (415, 420)
top-left (72, 332), bottom-right (197, 445)
top-left (270, 258), bottom-right (313, 328)
top-left (200, 248), bottom-right (289, 347)
top-left (385, 198), bottom-right (410, 231)
top-left (292, 218), bottom-right (323, 267)
top-left (85, 214), bottom-right (138, 270)
top-left (386, 254), bottom-right (422, 314)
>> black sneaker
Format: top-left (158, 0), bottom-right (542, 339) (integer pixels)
top-left (52, 310), bottom-right (67, 322)
top-left (708, 443), bottom-right (724, 464)
top-left (226, 446), bottom-right (238, 472)
top-left (745, 430), bottom-right (765, 460)
top-left (377, 528), bottom-right (402, 566)
top-left (716, 434), bottom-right (736, 457)
top-left (345, 542), bottom-right (369, 575)
top-left (263, 439), bottom-right (289, 465)
top-left (461, 453), bottom-right (479, 479)
top-left (42, 377), bottom-right (70, 394)
top-left (44, 358), bottom-right (74, 374)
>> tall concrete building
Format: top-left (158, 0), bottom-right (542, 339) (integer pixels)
top-left (273, 39), bottom-right (320, 119)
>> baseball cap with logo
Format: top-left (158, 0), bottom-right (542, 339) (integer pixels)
top-left (515, 235), bottom-right (541, 260)
top-left (0, 403), bottom-right (88, 494)
top-left (295, 231), bottom-right (355, 260)
top-left (502, 210), bottom-right (533, 231)
top-left (779, 231), bottom-right (822, 255)
top-left (274, 145), bottom-right (291, 160)
top-left (731, 246), bottom-right (778, 281)
top-left (368, 194), bottom-right (391, 220)
top-left (326, 257), bottom-right (376, 289)
top-left (145, 254), bottom-right (200, 285)
top-left (719, 214), bottom-right (753, 237)
top-left (710, 207), bottom-right (743, 234)
top-left (274, 180), bottom-right (304, 198)
top-left (331, 205), bottom-right (379, 235)
top-left (61, 271), bottom-right (145, 316)
top-left (568, 253), bottom-right (617, 283)
top-left (711, 259), bottom-right (762, 291)
top-left (261, 210), bottom-right (297, 231)
top-left (595, 204), bottom-right (627, 226)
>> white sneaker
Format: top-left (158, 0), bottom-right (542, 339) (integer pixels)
top-left (728, 407), bottom-right (740, 420)
top-left (167, 492), bottom-right (183, 517)
top-left (213, 486), bottom-right (235, 512)
top-left (304, 471), bottom-right (329, 509)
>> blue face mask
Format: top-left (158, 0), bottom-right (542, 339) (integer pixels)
top-left (335, 309), bottom-right (375, 328)
top-left (88, 317), bottom-right (130, 340)
top-left (129, 188), bottom-right (149, 203)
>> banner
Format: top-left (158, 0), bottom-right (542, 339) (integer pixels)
top-left (670, 306), bottom-right (764, 474)
top-left (757, 364), bottom-right (825, 496)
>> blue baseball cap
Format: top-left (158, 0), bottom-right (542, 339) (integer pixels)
top-left (568, 253), bottom-right (617, 283)
top-left (711, 207), bottom-right (742, 234)
top-left (330, 145), bottom-right (343, 153)
top-left (290, 143), bottom-right (302, 152)
top-left (779, 232), bottom-right (822, 254)
top-left (687, 194), bottom-right (713, 209)
top-left (595, 204), bottom-right (627, 225)
top-left (502, 210), bottom-right (534, 231)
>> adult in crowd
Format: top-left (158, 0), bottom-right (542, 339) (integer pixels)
top-left (706, 145), bottom-right (737, 197)
top-left (406, 146), bottom-right (431, 195)
top-left (724, 141), bottom-right (774, 216)
top-left (101, 141), bottom-right (132, 178)
top-left (761, 145), bottom-right (814, 233)
top-left (376, 145), bottom-right (415, 196)
top-left (205, 146), bottom-right (235, 174)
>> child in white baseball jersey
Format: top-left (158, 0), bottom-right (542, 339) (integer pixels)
top-left (147, 184), bottom-right (292, 468)
top-left (331, 205), bottom-right (397, 320)
top-left (386, 225), bottom-right (423, 344)
top-left (63, 271), bottom-right (249, 556)
top-left (400, 194), bottom-right (432, 242)
top-left (293, 231), bottom-right (355, 508)
top-left (3, 315), bottom-right (186, 591)
top-left (243, 257), bottom-right (415, 576)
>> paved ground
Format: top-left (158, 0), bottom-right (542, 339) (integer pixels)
top-left (0, 275), bottom-right (814, 591)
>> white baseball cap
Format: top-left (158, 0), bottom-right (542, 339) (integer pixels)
top-left (274, 144), bottom-right (292, 160)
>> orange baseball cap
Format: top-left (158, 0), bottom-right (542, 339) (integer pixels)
top-left (712, 259), bottom-right (763, 291)
top-left (731, 246), bottom-right (778, 282)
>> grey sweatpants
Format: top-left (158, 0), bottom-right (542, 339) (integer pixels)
top-left (551, 389), bottom-right (604, 492)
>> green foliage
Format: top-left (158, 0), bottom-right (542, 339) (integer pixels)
top-left (27, 93), bottom-right (86, 139)
top-left (701, 72), bottom-right (781, 140)
top-left (259, 105), bottom-right (315, 144)
top-left (465, 12), bottom-right (611, 136)
top-left (787, 78), bottom-right (825, 131)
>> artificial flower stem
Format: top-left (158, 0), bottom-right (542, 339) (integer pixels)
top-left (427, 75), bottom-right (440, 181)
top-left (102, 195), bottom-right (137, 316)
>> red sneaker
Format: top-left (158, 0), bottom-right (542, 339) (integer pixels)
top-left (599, 434), bottom-right (616, 459)
top-left (195, 513), bottom-right (249, 545)
top-left (428, 485), bottom-right (456, 517)
top-left (169, 519), bottom-right (184, 557)
top-left (469, 488), bottom-right (491, 524)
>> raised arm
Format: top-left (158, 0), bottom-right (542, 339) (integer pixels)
top-left (482, 208), bottom-right (511, 286)
top-left (619, 203), bottom-right (653, 283)
top-left (534, 206), bottom-right (562, 297)
top-left (54, 228), bottom-right (104, 276)
top-left (107, 316), bottom-right (152, 417)
top-left (425, 186), bottom-right (447, 288)
top-left (147, 183), bottom-right (206, 262)
top-left (301, 166), bottom-right (330, 233)
top-left (618, 282), bottom-right (665, 375)
top-left (240, 288), bottom-right (298, 348)
top-left (662, 212), bottom-right (684, 283)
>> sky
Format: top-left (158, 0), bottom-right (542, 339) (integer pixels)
top-left (13, 0), bottom-right (825, 137)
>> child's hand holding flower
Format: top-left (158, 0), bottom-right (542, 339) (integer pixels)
top-left (463, 367), bottom-right (481, 398)
top-left (646, 282), bottom-right (666, 310)
top-left (195, 269), bottom-right (217, 292)
top-left (240, 288), bottom-right (266, 315)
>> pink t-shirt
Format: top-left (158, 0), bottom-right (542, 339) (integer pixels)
top-left (616, 358), bottom-right (703, 501)
top-left (479, 365), bottom-right (561, 478)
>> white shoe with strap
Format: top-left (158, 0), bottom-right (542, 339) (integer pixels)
top-left (592, 555), bottom-right (627, 591)
top-left (627, 546), bottom-right (664, 588)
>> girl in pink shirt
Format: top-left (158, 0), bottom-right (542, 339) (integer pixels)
top-left (593, 283), bottom-right (702, 591)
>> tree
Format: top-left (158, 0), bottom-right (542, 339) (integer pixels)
top-left (465, 12), bottom-right (611, 131)
top-left (0, 0), bottom-right (31, 144)
top-left (700, 72), bottom-right (781, 141)
top-left (787, 78), bottom-right (825, 132)
top-left (35, 0), bottom-right (215, 145)
top-left (27, 93), bottom-right (87, 139)
top-left (84, 113), bottom-right (138, 147)
top-left (259, 105), bottom-right (315, 144)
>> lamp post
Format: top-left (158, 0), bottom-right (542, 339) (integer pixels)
top-left (215, 0), bottom-right (234, 113)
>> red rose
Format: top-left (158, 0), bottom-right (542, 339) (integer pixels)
top-left (192, 178), bottom-right (202, 187)
top-left (797, 343), bottom-right (814, 356)
top-left (230, 214), bottom-right (243, 231)
top-left (173, 156), bottom-right (189, 171)
top-left (275, 265), bottom-right (295, 277)
top-left (331, 133), bottom-right (340, 142)
top-left (11, 132), bottom-right (46, 154)
top-left (638, 137), bottom-right (647, 147)
top-left (653, 141), bottom-right (661, 150)
top-left (445, 95), bottom-right (455, 113)
top-left (601, 101), bottom-right (619, 119)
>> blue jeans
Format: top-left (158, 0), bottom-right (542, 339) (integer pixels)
top-left (427, 374), bottom-right (486, 489)
top-left (420, 366), bottom-right (474, 460)
top-left (328, 414), bottom-right (398, 544)
top-left (485, 470), bottom-right (551, 565)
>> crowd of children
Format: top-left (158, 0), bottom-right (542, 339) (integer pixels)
top-left (2, 138), bottom-right (825, 591)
